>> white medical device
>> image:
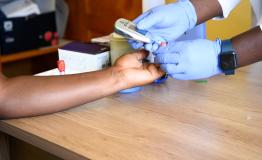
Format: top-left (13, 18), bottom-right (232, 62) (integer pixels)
top-left (114, 18), bottom-right (151, 43)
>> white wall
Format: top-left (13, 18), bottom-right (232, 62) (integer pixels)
top-left (142, 0), bottom-right (165, 12)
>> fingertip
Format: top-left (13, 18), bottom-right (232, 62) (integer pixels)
top-left (134, 50), bottom-right (149, 60)
top-left (141, 49), bottom-right (150, 56)
top-left (144, 43), bottom-right (153, 52)
top-left (155, 63), bottom-right (161, 67)
top-left (129, 41), bottom-right (143, 49)
top-left (152, 43), bottom-right (160, 52)
top-left (158, 68), bottom-right (166, 76)
top-left (148, 63), bottom-right (164, 77)
top-left (160, 64), bottom-right (169, 73)
top-left (134, 42), bottom-right (144, 49)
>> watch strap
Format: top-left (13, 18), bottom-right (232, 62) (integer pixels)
top-left (224, 69), bottom-right (235, 75)
top-left (221, 40), bottom-right (234, 53)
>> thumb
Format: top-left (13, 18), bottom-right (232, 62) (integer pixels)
top-left (147, 63), bottom-right (165, 79)
top-left (133, 50), bottom-right (149, 61)
top-left (137, 11), bottom-right (162, 30)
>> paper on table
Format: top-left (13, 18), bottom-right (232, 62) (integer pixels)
top-left (35, 69), bottom-right (80, 76)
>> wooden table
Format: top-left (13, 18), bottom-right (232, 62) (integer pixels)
top-left (0, 62), bottom-right (261, 160)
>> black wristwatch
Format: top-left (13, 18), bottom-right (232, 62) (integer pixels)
top-left (219, 40), bottom-right (238, 75)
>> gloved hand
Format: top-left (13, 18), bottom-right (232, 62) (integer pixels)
top-left (129, 34), bottom-right (166, 52)
top-left (129, 0), bottom-right (197, 52)
top-left (155, 39), bottom-right (222, 80)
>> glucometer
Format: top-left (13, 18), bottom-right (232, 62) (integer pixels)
top-left (115, 18), bottom-right (151, 43)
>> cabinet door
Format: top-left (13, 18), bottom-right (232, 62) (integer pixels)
top-left (65, 0), bottom-right (142, 41)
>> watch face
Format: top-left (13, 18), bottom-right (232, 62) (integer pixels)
top-left (219, 52), bottom-right (237, 70)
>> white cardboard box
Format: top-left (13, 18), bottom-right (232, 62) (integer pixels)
top-left (58, 42), bottom-right (110, 74)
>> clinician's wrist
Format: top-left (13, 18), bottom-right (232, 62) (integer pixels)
top-left (190, 0), bottom-right (223, 25)
top-left (177, 0), bottom-right (197, 29)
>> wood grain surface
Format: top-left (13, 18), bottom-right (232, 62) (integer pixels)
top-left (0, 62), bottom-right (261, 160)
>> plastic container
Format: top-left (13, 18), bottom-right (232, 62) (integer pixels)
top-left (110, 33), bottom-right (135, 64)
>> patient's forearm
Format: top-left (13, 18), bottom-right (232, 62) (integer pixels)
top-left (232, 26), bottom-right (262, 67)
top-left (0, 68), bottom-right (124, 119)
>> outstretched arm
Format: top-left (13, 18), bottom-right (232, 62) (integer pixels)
top-left (232, 26), bottom-right (262, 67)
top-left (0, 51), bottom-right (164, 119)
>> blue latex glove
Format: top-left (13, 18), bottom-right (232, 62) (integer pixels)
top-left (129, 0), bottom-right (197, 52)
top-left (155, 39), bottom-right (222, 80)
top-left (128, 34), bottom-right (166, 52)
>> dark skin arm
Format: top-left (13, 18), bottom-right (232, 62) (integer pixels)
top-left (0, 51), bottom-right (164, 119)
top-left (232, 26), bottom-right (262, 67)
top-left (189, 0), bottom-right (262, 67)
top-left (190, 0), bottom-right (223, 25)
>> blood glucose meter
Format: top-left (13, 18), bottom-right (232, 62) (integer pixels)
top-left (115, 18), bottom-right (151, 43)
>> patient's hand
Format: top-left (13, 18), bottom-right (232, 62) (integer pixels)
top-left (114, 50), bottom-right (165, 88)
